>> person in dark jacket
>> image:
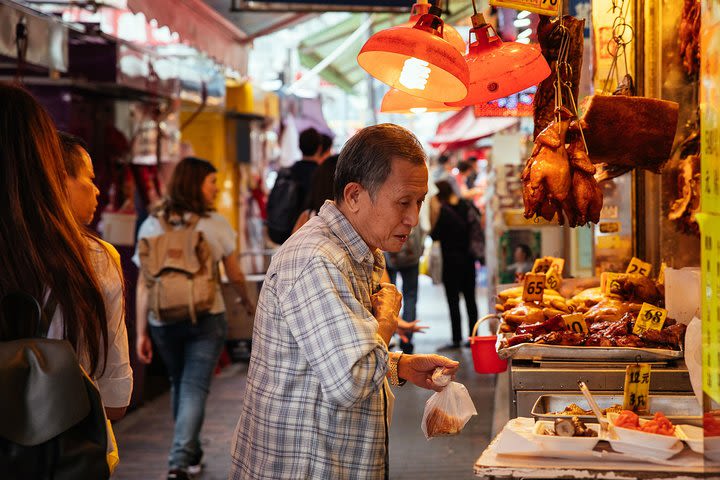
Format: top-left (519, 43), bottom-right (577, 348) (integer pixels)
top-left (430, 180), bottom-right (479, 349)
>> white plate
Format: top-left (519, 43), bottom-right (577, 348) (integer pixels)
top-left (608, 438), bottom-right (684, 461)
top-left (532, 421), bottom-right (601, 452)
top-left (675, 424), bottom-right (703, 453)
top-left (607, 412), bottom-right (680, 450)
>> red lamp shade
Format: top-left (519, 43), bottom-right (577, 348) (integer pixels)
top-left (381, 88), bottom-right (462, 114)
top-left (446, 14), bottom-right (550, 107)
top-left (358, 13), bottom-right (469, 103)
top-left (400, 2), bottom-right (466, 54)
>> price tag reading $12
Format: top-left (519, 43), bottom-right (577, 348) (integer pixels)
top-left (626, 257), bottom-right (652, 277)
top-left (562, 313), bottom-right (589, 334)
top-left (633, 303), bottom-right (668, 335)
top-left (623, 363), bottom-right (651, 412)
top-left (522, 273), bottom-right (546, 302)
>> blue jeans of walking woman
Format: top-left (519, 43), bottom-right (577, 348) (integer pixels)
top-left (150, 313), bottom-right (227, 470)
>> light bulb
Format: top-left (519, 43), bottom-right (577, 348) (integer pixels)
top-left (410, 107), bottom-right (428, 114)
top-left (517, 10), bottom-right (532, 19)
top-left (513, 18), bottom-right (531, 28)
top-left (517, 28), bottom-right (532, 39)
top-left (398, 57), bottom-right (431, 90)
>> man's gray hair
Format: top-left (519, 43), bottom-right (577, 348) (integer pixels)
top-left (334, 124), bottom-right (427, 203)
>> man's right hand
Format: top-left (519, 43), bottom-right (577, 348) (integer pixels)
top-left (136, 333), bottom-right (153, 364)
top-left (371, 283), bottom-right (402, 345)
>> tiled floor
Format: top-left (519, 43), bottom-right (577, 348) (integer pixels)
top-left (112, 275), bottom-right (498, 479)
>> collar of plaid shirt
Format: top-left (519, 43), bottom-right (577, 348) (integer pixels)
top-left (319, 200), bottom-right (386, 288)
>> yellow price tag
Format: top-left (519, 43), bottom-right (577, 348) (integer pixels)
top-left (633, 303), bottom-right (668, 335)
top-left (626, 257), bottom-right (652, 276)
top-left (489, 0), bottom-right (560, 16)
top-left (549, 257), bottom-right (565, 274)
top-left (545, 268), bottom-right (562, 290)
top-left (532, 257), bottom-right (553, 274)
top-left (601, 272), bottom-right (623, 297)
top-left (623, 363), bottom-right (651, 412)
top-left (522, 273), bottom-right (546, 302)
top-left (562, 313), bottom-right (589, 334)
top-left (657, 262), bottom-right (667, 285)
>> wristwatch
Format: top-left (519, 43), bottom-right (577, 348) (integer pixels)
top-left (388, 352), bottom-right (407, 387)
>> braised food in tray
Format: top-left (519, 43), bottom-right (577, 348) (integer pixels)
top-left (552, 403), bottom-right (623, 416)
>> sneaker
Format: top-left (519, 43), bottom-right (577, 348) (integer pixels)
top-left (167, 469), bottom-right (190, 480)
top-left (187, 462), bottom-right (203, 475)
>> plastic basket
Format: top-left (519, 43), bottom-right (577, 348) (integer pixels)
top-left (469, 315), bottom-right (508, 374)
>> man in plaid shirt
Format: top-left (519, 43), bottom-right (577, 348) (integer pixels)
top-left (230, 124), bottom-right (459, 479)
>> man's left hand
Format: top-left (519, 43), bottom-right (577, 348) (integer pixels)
top-left (396, 319), bottom-right (428, 343)
top-left (397, 354), bottom-right (460, 392)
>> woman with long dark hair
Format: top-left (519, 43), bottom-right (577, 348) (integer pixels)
top-left (134, 156), bottom-right (255, 480)
top-left (0, 83), bottom-right (132, 418)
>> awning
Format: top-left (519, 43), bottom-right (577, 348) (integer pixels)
top-left (297, 5), bottom-right (474, 93)
top-left (127, 0), bottom-right (249, 73)
top-left (429, 106), bottom-right (518, 151)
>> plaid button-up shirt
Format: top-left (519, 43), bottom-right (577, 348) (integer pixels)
top-left (230, 201), bottom-right (391, 479)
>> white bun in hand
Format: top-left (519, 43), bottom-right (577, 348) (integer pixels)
top-left (431, 367), bottom-right (451, 387)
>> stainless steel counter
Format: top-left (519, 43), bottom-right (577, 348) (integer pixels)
top-left (509, 358), bottom-right (693, 418)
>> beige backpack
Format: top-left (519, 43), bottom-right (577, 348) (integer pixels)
top-left (138, 214), bottom-right (217, 324)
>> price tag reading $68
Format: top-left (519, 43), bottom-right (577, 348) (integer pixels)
top-left (632, 303), bottom-right (668, 335)
top-left (562, 313), bottom-right (589, 334)
top-left (626, 257), bottom-right (652, 277)
top-left (623, 363), bottom-right (651, 412)
top-left (522, 273), bottom-right (546, 302)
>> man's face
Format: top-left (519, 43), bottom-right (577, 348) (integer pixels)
top-left (355, 157), bottom-right (428, 252)
top-left (66, 147), bottom-right (99, 225)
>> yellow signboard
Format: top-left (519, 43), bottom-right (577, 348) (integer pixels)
top-left (489, 0), bottom-right (560, 17)
top-left (698, 213), bottom-right (720, 403)
top-left (562, 313), bottom-right (589, 334)
top-left (626, 257), bottom-right (652, 277)
top-left (522, 273), bottom-right (546, 302)
top-left (633, 303), bottom-right (668, 335)
top-left (623, 363), bottom-right (651, 412)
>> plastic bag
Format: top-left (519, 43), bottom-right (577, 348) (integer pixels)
top-left (421, 381), bottom-right (477, 439)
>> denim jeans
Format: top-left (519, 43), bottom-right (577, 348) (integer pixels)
top-left (387, 263), bottom-right (419, 353)
top-left (149, 313), bottom-right (227, 469)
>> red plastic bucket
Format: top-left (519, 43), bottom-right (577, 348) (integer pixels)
top-left (469, 315), bottom-right (508, 374)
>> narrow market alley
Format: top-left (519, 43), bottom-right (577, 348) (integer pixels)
top-left (112, 276), bottom-right (499, 480)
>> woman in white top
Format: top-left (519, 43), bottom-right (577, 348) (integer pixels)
top-left (0, 84), bottom-right (130, 420)
top-left (133, 156), bottom-right (255, 480)
top-left (58, 132), bottom-right (133, 420)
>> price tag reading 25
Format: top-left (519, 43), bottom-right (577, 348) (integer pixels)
top-left (632, 303), bottom-right (668, 335)
top-left (626, 257), bottom-right (652, 277)
top-left (623, 363), bottom-right (651, 412)
top-left (522, 273), bottom-right (546, 302)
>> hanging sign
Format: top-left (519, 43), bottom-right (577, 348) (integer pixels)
top-left (522, 273), bottom-right (546, 302)
top-left (623, 363), bottom-right (651, 412)
top-left (562, 313), bottom-right (589, 334)
top-left (626, 257), bottom-right (652, 276)
top-left (489, 0), bottom-right (560, 17)
top-left (633, 303), bottom-right (668, 335)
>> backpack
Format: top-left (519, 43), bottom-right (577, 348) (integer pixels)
top-left (266, 167), bottom-right (302, 244)
top-left (138, 213), bottom-right (217, 324)
top-left (0, 293), bottom-right (110, 480)
top-left (465, 201), bottom-right (485, 262)
top-left (386, 227), bottom-right (426, 269)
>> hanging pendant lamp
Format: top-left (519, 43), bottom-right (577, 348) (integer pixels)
top-left (358, 5), bottom-right (469, 103)
top-left (400, 0), bottom-right (466, 54)
top-left (446, 13), bottom-right (550, 107)
top-left (381, 88), bottom-right (462, 114)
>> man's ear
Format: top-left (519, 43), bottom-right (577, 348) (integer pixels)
top-left (343, 182), bottom-right (364, 213)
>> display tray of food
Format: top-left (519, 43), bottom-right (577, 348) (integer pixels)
top-left (531, 394), bottom-right (702, 426)
top-left (494, 273), bottom-right (686, 361)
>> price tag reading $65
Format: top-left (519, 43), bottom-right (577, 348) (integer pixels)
top-left (623, 363), bottom-right (651, 412)
top-left (633, 303), bottom-right (668, 335)
top-left (522, 273), bottom-right (546, 302)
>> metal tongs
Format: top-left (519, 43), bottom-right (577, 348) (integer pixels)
top-left (577, 381), bottom-right (609, 436)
